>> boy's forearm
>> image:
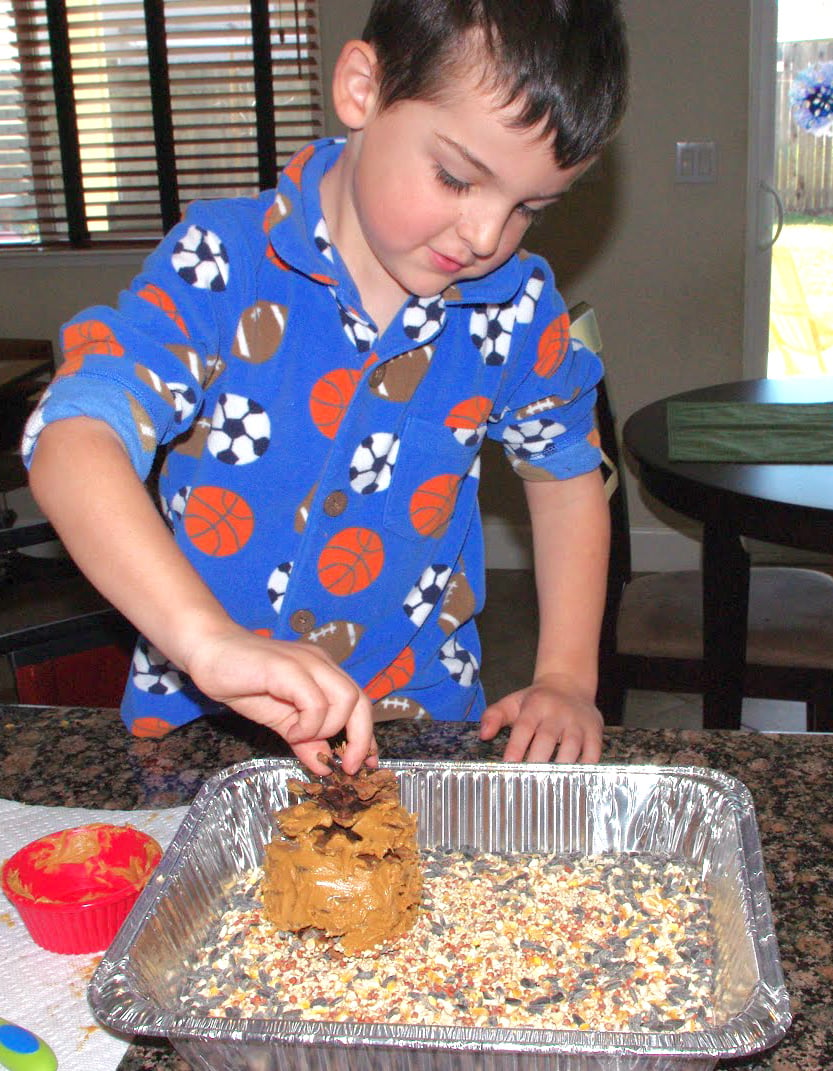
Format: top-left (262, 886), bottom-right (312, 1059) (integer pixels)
top-left (28, 417), bottom-right (234, 671)
top-left (524, 471), bottom-right (610, 697)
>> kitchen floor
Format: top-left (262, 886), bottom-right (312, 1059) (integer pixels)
top-left (0, 566), bottom-right (809, 732)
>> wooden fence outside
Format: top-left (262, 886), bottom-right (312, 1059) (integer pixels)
top-left (775, 39), bottom-right (833, 216)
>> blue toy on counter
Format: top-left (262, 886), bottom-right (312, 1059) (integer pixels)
top-left (0, 1019), bottom-right (57, 1071)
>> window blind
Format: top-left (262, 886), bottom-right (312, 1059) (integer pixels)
top-left (0, 0), bottom-right (323, 248)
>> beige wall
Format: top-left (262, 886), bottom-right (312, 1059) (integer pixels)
top-left (0, 0), bottom-right (752, 566)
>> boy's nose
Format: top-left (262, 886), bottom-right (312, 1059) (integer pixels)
top-left (457, 209), bottom-right (504, 260)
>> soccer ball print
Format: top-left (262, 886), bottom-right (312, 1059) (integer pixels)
top-left (349, 432), bottom-right (400, 494)
top-left (439, 635), bottom-right (479, 687)
top-left (169, 382), bottom-right (198, 425)
top-left (403, 295), bottom-right (446, 343)
top-left (172, 225), bottom-right (230, 291)
top-left (403, 563), bottom-right (452, 626)
top-left (267, 561), bottom-right (293, 614)
top-left (515, 266), bottom-right (545, 324)
top-left (470, 302), bottom-right (516, 365)
top-left (207, 393), bottom-right (271, 465)
top-left (132, 638), bottom-right (186, 695)
top-left (502, 417), bottom-right (566, 461)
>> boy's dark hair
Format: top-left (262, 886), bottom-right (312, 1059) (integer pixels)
top-left (362, 0), bottom-right (628, 167)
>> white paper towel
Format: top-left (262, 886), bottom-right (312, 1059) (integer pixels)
top-left (0, 799), bottom-right (188, 1071)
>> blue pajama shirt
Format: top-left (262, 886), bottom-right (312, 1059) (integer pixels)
top-left (23, 138), bottom-right (603, 737)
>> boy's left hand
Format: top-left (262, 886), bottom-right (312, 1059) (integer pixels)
top-left (479, 672), bottom-right (603, 763)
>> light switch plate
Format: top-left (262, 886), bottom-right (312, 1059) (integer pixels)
top-left (675, 141), bottom-right (717, 183)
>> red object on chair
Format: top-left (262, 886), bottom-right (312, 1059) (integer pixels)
top-left (14, 644), bottom-right (132, 708)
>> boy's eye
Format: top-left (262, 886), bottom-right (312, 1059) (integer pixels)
top-left (516, 203), bottom-right (545, 225)
top-left (434, 164), bottom-right (470, 193)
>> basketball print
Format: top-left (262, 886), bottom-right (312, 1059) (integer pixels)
top-left (318, 526), bottom-right (384, 596)
top-left (409, 473), bottom-right (461, 538)
top-left (172, 225), bottom-right (229, 291)
top-left (283, 143), bottom-right (315, 187)
top-left (309, 367), bottom-right (361, 439)
top-left (183, 485), bottom-right (254, 556)
top-left (62, 319), bottom-right (125, 364)
top-left (364, 646), bottom-right (415, 701)
top-left (130, 716), bottom-right (177, 739)
top-left (136, 283), bottom-right (189, 337)
top-left (445, 396), bottom-right (491, 446)
top-left (535, 312), bottom-right (571, 376)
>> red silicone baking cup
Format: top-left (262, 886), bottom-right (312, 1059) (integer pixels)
top-left (1, 823), bottom-right (162, 954)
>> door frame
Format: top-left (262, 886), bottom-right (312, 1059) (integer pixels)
top-left (743, 0), bottom-right (779, 377)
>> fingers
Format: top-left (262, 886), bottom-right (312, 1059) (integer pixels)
top-left (486, 685), bottom-right (604, 765)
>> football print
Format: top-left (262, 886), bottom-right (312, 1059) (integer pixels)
top-left (439, 571), bottom-right (476, 634)
top-left (403, 295), bottom-right (446, 343)
top-left (349, 432), bottom-right (400, 494)
top-left (470, 301), bottom-right (516, 365)
top-left (372, 695), bottom-right (430, 722)
top-left (232, 301), bottom-right (288, 363)
top-left (439, 635), bottom-right (479, 687)
top-left (132, 638), bottom-right (186, 695)
top-left (502, 418), bottom-right (566, 460)
top-left (172, 225), bottom-right (230, 291)
top-left (207, 392), bottom-right (271, 465)
top-left (304, 620), bottom-right (364, 664)
top-left (402, 563), bottom-right (452, 625)
top-left (369, 346), bottom-right (433, 402)
top-left (267, 561), bottom-right (293, 614)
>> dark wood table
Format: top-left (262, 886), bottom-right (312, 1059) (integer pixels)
top-left (622, 377), bottom-right (833, 729)
top-left (0, 357), bottom-right (53, 395)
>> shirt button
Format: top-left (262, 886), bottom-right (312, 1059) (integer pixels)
top-left (323, 490), bottom-right (348, 517)
top-left (368, 365), bottom-right (386, 388)
top-left (289, 609), bottom-right (315, 634)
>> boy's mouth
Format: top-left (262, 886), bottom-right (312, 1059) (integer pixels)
top-left (430, 248), bottom-right (468, 274)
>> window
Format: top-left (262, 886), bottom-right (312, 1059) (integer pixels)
top-left (0, 0), bottom-right (323, 248)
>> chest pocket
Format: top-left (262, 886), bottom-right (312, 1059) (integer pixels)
top-left (384, 415), bottom-right (481, 542)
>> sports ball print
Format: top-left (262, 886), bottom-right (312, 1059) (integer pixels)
top-left (161, 484), bottom-right (191, 527)
top-left (515, 390), bottom-right (574, 419)
top-left (263, 193), bottom-right (292, 231)
top-left (203, 353), bottom-right (226, 391)
top-left (470, 302), bottom-right (516, 365)
top-left (207, 393), bottom-right (270, 465)
top-left (339, 303), bottom-right (377, 354)
top-left (439, 571), bottom-right (476, 635)
top-left (169, 382), bottom-right (198, 425)
top-left (130, 716), bottom-right (177, 739)
top-left (349, 432), bottom-right (400, 494)
top-left (445, 396), bottom-right (491, 447)
top-left (403, 563), bottom-right (452, 625)
top-left (535, 311), bottom-right (571, 376)
top-left (373, 695), bottom-right (430, 722)
top-left (172, 415), bottom-right (211, 458)
top-left (409, 473), bottom-right (461, 538)
top-left (283, 142), bottom-right (315, 187)
top-left (166, 344), bottom-right (203, 382)
top-left (132, 637), bottom-right (186, 695)
top-left (364, 646), bottom-right (415, 701)
top-left (304, 619), bottom-right (365, 664)
top-left (267, 561), bottom-right (293, 614)
top-left (129, 395), bottom-right (156, 452)
top-left (136, 283), bottom-right (188, 336)
top-left (135, 364), bottom-right (176, 409)
top-left (439, 635), bottom-right (479, 687)
top-left (403, 294), bottom-right (446, 343)
top-left (294, 484), bottom-right (317, 533)
top-left (309, 367), bottom-right (361, 439)
top-left (502, 418), bottom-right (566, 460)
top-left (368, 346), bottom-right (433, 402)
top-left (515, 266), bottom-right (546, 325)
top-left (232, 301), bottom-right (288, 363)
top-left (62, 319), bottom-right (125, 364)
top-left (315, 219), bottom-right (335, 262)
top-left (318, 526), bottom-right (384, 596)
top-left (20, 395), bottom-right (47, 461)
top-left (172, 225), bottom-right (229, 291)
top-left (183, 485), bottom-right (255, 556)
top-left (509, 457), bottom-right (558, 481)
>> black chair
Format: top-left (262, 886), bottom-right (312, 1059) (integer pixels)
top-left (568, 302), bottom-right (833, 732)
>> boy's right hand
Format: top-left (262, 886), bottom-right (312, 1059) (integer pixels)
top-left (181, 625), bottom-right (376, 776)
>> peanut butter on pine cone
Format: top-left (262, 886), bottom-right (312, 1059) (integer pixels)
top-left (261, 758), bottom-right (422, 953)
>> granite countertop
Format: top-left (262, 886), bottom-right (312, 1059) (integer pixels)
top-left (1, 703), bottom-right (831, 1071)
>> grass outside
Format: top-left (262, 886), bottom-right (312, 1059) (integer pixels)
top-left (768, 217), bottom-right (833, 376)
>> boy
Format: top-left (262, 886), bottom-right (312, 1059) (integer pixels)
top-left (24, 0), bottom-right (628, 776)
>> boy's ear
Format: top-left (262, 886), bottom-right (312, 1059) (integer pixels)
top-left (331, 40), bottom-right (380, 130)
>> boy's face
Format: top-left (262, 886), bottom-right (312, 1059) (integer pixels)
top-left (343, 62), bottom-right (593, 303)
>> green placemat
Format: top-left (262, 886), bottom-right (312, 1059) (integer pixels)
top-left (667, 400), bottom-right (833, 462)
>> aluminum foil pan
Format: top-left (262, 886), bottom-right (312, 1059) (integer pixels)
top-left (89, 760), bottom-right (790, 1071)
